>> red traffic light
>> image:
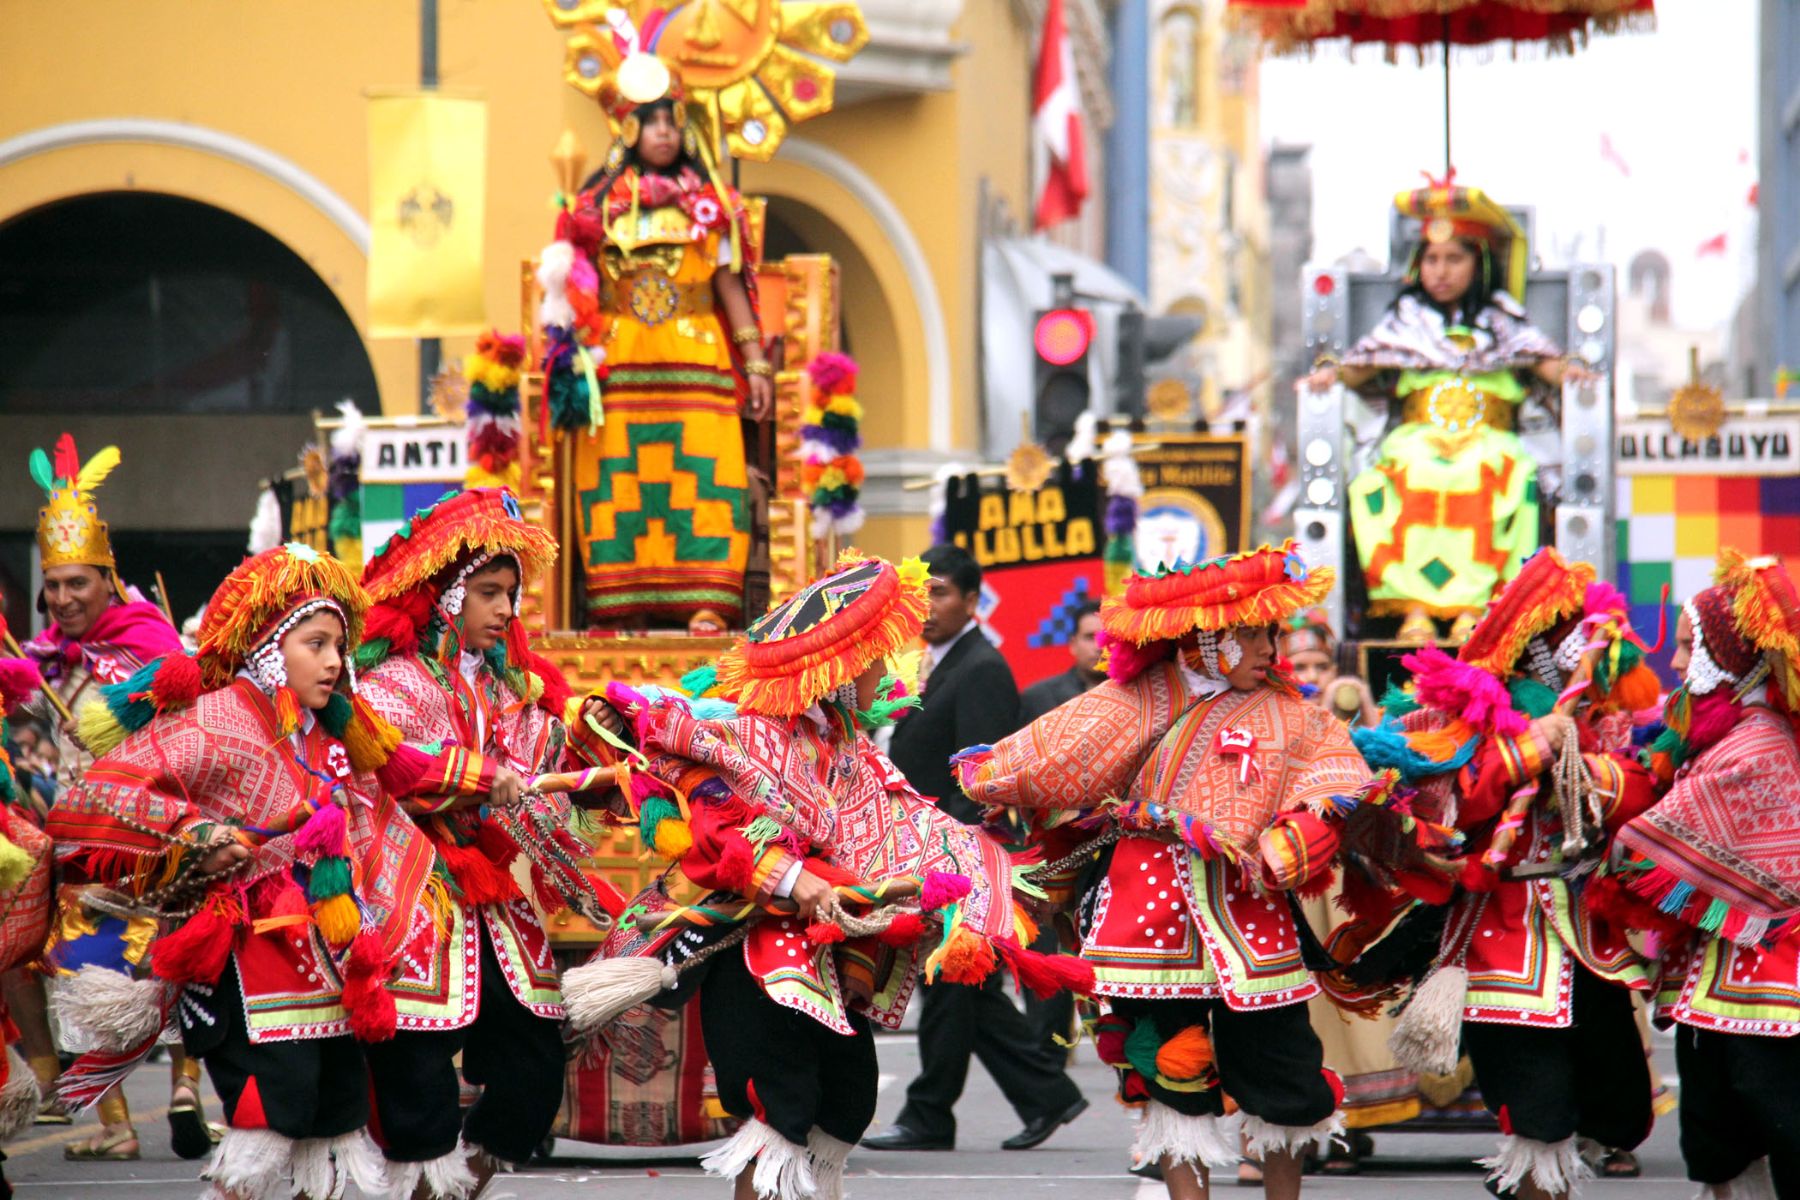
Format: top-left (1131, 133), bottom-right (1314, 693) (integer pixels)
top-left (1034, 308), bottom-right (1094, 366)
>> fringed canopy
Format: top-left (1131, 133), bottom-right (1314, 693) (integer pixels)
top-left (196, 544), bottom-right (370, 688)
top-left (716, 551), bottom-right (928, 717)
top-left (1100, 540), bottom-right (1333, 647)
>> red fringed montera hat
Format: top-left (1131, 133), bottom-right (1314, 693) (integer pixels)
top-left (717, 551), bottom-right (929, 717)
top-left (360, 488), bottom-right (557, 605)
top-left (1716, 548), bottom-right (1800, 710)
top-left (1457, 548), bottom-right (1596, 678)
top-left (196, 544), bottom-right (369, 690)
top-left (1101, 541), bottom-right (1334, 649)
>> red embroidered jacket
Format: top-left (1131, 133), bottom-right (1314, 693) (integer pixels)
top-left (50, 681), bottom-right (435, 1042)
top-left (359, 654), bottom-right (568, 1027)
top-left (1438, 725), bottom-right (1656, 1027)
top-left (634, 699), bottom-right (1017, 1035)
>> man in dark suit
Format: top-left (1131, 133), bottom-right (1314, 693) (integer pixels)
top-left (1017, 600), bottom-right (1106, 723)
top-left (863, 546), bottom-right (1088, 1153)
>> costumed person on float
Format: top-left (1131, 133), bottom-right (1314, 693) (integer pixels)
top-left (45, 544), bottom-right (438, 1200)
top-left (538, 21), bottom-right (772, 631)
top-left (1601, 551), bottom-right (1800, 1198)
top-left (956, 543), bottom-right (1373, 1200)
top-left (560, 551), bottom-right (1092, 1200)
top-left (1363, 548), bottom-right (1662, 1200)
top-left (1303, 179), bottom-right (1594, 643)
top-left (9, 435), bottom-right (205, 1161)
top-left (354, 487), bottom-right (601, 1199)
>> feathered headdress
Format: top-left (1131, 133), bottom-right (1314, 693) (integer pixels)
top-left (28, 434), bottom-right (127, 600)
top-left (716, 551), bottom-right (929, 717)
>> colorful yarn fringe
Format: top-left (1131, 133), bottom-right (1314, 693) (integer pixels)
top-left (799, 353), bottom-right (865, 539)
top-left (1456, 548), bottom-right (1594, 677)
top-left (359, 488), bottom-right (557, 606)
top-left (464, 332), bottom-right (525, 491)
top-left (1101, 541), bottom-right (1333, 650)
top-left (195, 545), bottom-right (368, 690)
top-left (1717, 547), bottom-right (1800, 711)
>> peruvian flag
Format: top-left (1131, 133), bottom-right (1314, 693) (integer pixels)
top-left (1032, 0), bottom-right (1089, 230)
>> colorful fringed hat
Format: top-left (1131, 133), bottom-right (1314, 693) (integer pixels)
top-left (1102, 541), bottom-right (1334, 649)
top-left (197, 544), bottom-right (369, 690)
top-left (717, 551), bottom-right (929, 717)
top-left (1717, 548), bottom-right (1800, 711)
top-left (28, 434), bottom-right (128, 601)
top-left (361, 488), bottom-right (556, 605)
top-left (1456, 548), bottom-right (1595, 678)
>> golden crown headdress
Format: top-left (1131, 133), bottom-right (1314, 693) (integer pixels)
top-left (544, 0), bottom-right (869, 162)
top-left (29, 434), bottom-right (127, 600)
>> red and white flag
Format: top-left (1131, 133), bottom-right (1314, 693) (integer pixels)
top-left (1032, 0), bottom-right (1089, 230)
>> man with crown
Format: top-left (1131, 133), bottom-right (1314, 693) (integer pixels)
top-left (353, 488), bottom-right (594, 1200)
top-left (1304, 180), bottom-right (1595, 643)
top-left (559, 550), bottom-right (1093, 1200)
top-left (538, 19), bottom-right (774, 631)
top-left (1358, 549), bottom-right (1663, 1199)
top-left (2, 436), bottom-right (203, 1161)
top-left (956, 542), bottom-right (1373, 1200)
top-left (1600, 551), bottom-right (1800, 1198)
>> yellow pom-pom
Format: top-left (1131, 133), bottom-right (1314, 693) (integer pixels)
top-left (0, 835), bottom-right (34, 893)
top-left (524, 671), bottom-right (545, 703)
top-left (77, 701), bottom-right (129, 758)
top-left (652, 818), bottom-right (693, 860)
top-left (312, 893), bottom-right (361, 947)
top-left (342, 696), bottom-right (405, 772)
top-left (801, 406), bottom-right (826, 426)
top-left (824, 396), bottom-right (863, 421)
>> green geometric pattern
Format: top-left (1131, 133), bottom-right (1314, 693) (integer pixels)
top-left (1419, 557), bottom-right (1456, 590)
top-left (582, 421), bottom-right (747, 567)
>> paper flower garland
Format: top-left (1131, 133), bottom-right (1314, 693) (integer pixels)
top-left (800, 352), bottom-right (865, 540)
top-left (464, 331), bottom-right (526, 490)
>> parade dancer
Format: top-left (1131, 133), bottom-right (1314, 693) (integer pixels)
top-left (1375, 549), bottom-right (1661, 1199)
top-left (1604, 551), bottom-right (1800, 1197)
top-left (47, 544), bottom-right (437, 1200)
top-left (354, 488), bottom-right (578, 1199)
top-left (12, 435), bottom-right (203, 1160)
top-left (957, 542), bottom-right (1372, 1200)
top-left (566, 552), bottom-right (1090, 1200)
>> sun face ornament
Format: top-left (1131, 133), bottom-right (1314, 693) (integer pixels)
top-left (544, 0), bottom-right (870, 162)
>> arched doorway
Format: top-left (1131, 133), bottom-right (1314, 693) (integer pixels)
top-left (0, 192), bottom-right (378, 624)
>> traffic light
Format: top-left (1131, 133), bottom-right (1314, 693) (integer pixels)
top-left (1033, 305), bottom-right (1094, 452)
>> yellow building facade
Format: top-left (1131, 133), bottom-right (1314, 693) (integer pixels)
top-left (0, 0), bottom-right (1067, 585)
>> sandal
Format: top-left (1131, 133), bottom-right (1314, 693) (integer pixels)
top-left (64, 1126), bottom-right (140, 1161)
top-left (1600, 1149), bottom-right (1641, 1179)
top-left (34, 1095), bottom-right (73, 1126)
top-left (169, 1079), bottom-right (214, 1162)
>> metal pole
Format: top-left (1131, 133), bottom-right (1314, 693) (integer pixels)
top-left (1441, 18), bottom-right (1452, 176)
top-left (418, 0), bottom-right (440, 413)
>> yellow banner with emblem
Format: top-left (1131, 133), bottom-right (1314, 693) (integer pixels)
top-left (366, 90), bottom-right (487, 337)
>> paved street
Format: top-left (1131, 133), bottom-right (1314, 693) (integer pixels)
top-left (11, 1022), bottom-right (1695, 1198)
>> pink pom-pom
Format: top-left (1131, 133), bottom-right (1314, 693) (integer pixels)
top-left (920, 871), bottom-right (972, 912)
top-left (1584, 580), bottom-right (1630, 620)
top-left (293, 800), bottom-right (348, 862)
top-left (0, 659), bottom-right (41, 714)
top-left (1403, 645), bottom-right (1527, 737)
top-left (806, 351), bottom-right (859, 395)
top-left (1098, 630), bottom-right (1173, 684)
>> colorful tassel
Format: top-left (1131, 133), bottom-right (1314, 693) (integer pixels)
top-left (312, 892), bottom-right (361, 947)
top-left (920, 871), bottom-right (972, 912)
top-left (151, 893), bottom-right (243, 985)
top-left (340, 931), bottom-right (398, 1042)
top-left (292, 801), bottom-right (347, 863)
top-left (876, 911), bottom-right (926, 946)
top-left (1153, 1024), bottom-right (1215, 1083)
top-left (0, 835), bottom-right (34, 893)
